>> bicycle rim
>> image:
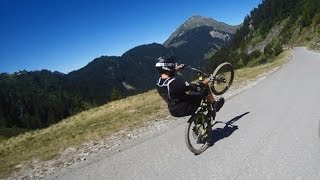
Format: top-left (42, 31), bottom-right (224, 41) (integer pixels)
top-left (185, 114), bottom-right (210, 155)
top-left (210, 62), bottom-right (234, 95)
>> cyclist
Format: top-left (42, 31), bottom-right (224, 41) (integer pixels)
top-left (155, 56), bottom-right (224, 117)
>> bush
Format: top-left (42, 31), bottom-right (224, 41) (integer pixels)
top-left (236, 59), bottom-right (244, 69)
top-left (314, 13), bottom-right (320, 25)
top-left (264, 43), bottom-right (274, 57)
top-left (242, 53), bottom-right (250, 66)
top-left (249, 50), bottom-right (262, 59)
top-left (258, 56), bottom-right (268, 64)
top-left (274, 43), bottom-right (283, 56)
top-left (300, 13), bottom-right (312, 27)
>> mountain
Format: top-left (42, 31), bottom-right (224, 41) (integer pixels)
top-left (65, 43), bottom-right (168, 105)
top-left (164, 15), bottom-right (240, 60)
top-left (164, 15), bottom-right (239, 47)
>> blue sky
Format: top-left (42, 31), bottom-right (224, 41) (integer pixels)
top-left (0, 0), bottom-right (262, 73)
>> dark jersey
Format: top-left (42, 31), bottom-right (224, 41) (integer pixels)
top-left (156, 77), bottom-right (206, 117)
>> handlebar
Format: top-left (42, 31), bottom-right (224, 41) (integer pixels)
top-left (185, 65), bottom-right (208, 77)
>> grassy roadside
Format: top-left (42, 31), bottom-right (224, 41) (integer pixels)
top-left (0, 50), bottom-right (291, 178)
top-left (233, 49), bottom-right (291, 86)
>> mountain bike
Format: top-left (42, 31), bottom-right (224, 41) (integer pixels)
top-left (185, 62), bottom-right (234, 155)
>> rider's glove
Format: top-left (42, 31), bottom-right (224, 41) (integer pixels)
top-left (208, 74), bottom-right (215, 82)
top-left (179, 64), bottom-right (185, 69)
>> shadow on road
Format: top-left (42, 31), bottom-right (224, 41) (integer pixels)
top-left (208, 112), bottom-right (250, 146)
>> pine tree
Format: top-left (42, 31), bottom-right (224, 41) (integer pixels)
top-left (274, 43), bottom-right (283, 56)
top-left (111, 88), bottom-right (122, 101)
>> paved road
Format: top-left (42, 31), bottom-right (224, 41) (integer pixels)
top-left (49, 48), bottom-right (320, 179)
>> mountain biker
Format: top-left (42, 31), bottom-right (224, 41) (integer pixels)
top-left (155, 56), bottom-right (224, 117)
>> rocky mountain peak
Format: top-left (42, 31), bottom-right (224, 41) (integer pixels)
top-left (163, 15), bottom-right (240, 47)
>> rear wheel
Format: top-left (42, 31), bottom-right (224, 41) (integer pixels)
top-left (209, 62), bottom-right (234, 95)
top-left (185, 113), bottom-right (211, 155)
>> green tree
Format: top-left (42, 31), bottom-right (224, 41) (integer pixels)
top-left (0, 117), bottom-right (6, 127)
top-left (111, 88), bottom-right (122, 101)
top-left (274, 43), bottom-right (283, 56)
top-left (249, 50), bottom-right (262, 60)
top-left (264, 43), bottom-right (274, 57)
top-left (301, 13), bottom-right (312, 27)
top-left (314, 13), bottom-right (320, 25)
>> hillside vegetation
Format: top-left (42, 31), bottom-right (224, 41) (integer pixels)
top-left (206, 0), bottom-right (320, 71)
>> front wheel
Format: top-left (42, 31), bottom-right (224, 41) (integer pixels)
top-left (210, 62), bottom-right (234, 95)
top-left (185, 113), bottom-right (211, 155)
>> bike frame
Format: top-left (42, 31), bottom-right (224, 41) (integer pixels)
top-left (186, 67), bottom-right (217, 124)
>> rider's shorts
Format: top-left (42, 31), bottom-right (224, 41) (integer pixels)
top-left (169, 94), bottom-right (202, 117)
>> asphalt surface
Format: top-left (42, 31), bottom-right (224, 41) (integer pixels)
top-left (49, 48), bottom-right (320, 179)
